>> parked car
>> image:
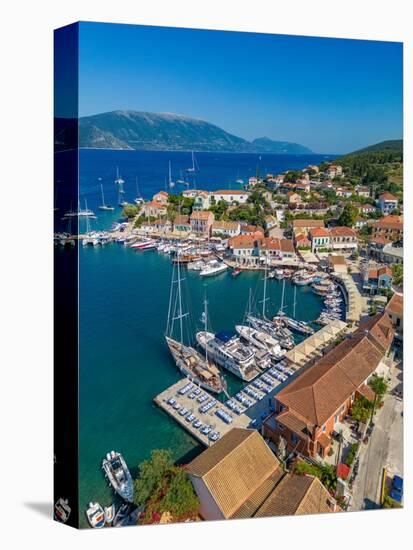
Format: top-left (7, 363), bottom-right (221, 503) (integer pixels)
top-left (390, 475), bottom-right (404, 503)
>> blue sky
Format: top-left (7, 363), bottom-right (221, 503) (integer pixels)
top-left (78, 22), bottom-right (403, 153)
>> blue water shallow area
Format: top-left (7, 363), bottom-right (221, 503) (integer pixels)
top-left (69, 149), bottom-right (328, 523)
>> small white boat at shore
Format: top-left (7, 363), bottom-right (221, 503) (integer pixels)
top-left (104, 504), bottom-right (116, 526)
top-left (86, 502), bottom-right (106, 528)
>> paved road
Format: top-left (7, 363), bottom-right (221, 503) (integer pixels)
top-left (350, 362), bottom-right (403, 510)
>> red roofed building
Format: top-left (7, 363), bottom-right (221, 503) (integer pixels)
top-left (386, 293), bottom-right (403, 342)
top-left (263, 313), bottom-right (394, 458)
top-left (152, 190), bottom-right (169, 204)
top-left (142, 200), bottom-right (168, 218)
top-left (190, 210), bottom-right (214, 236)
top-left (372, 215), bottom-right (403, 242)
top-left (295, 233), bottom-right (311, 249)
top-left (329, 226), bottom-right (358, 252)
top-left (260, 237), bottom-right (296, 261)
top-left (309, 227), bottom-right (331, 252)
top-left (228, 234), bottom-right (262, 266)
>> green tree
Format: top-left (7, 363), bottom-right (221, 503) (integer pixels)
top-left (351, 396), bottom-right (373, 423)
top-left (158, 468), bottom-right (199, 517)
top-left (122, 204), bottom-right (139, 218)
top-left (369, 374), bottom-right (388, 399)
top-left (392, 264), bottom-right (403, 286)
top-left (338, 203), bottom-right (358, 227)
top-left (208, 199), bottom-right (228, 220)
top-left (134, 449), bottom-right (174, 506)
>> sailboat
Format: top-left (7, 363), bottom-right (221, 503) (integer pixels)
top-left (186, 150), bottom-right (199, 173)
top-left (134, 177), bottom-right (144, 205)
top-left (168, 161), bottom-right (175, 188)
top-left (246, 268), bottom-right (294, 350)
top-left (165, 254), bottom-right (225, 394)
top-left (114, 166), bottom-right (125, 186)
top-left (99, 184), bottom-right (115, 211)
top-left (176, 169), bottom-right (188, 185)
top-left (235, 169), bottom-right (244, 185)
top-left (274, 279), bottom-right (314, 334)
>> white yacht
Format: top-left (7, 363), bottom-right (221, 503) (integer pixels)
top-left (102, 451), bottom-right (134, 503)
top-left (196, 331), bottom-right (260, 382)
top-left (235, 325), bottom-right (285, 361)
top-left (199, 260), bottom-right (228, 277)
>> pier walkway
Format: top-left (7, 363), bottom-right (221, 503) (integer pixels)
top-left (154, 378), bottom-right (251, 447)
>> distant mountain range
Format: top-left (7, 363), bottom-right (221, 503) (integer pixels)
top-left (78, 110), bottom-right (314, 154)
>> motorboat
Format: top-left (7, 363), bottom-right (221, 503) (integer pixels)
top-left (102, 451), bottom-right (134, 502)
top-left (235, 325), bottom-right (285, 361)
top-left (86, 502), bottom-right (106, 528)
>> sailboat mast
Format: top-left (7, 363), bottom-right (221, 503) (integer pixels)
top-left (280, 278), bottom-right (286, 314)
top-left (262, 257), bottom-right (269, 319)
top-left (176, 251), bottom-right (184, 344)
top-left (293, 285), bottom-right (297, 319)
top-left (204, 294), bottom-right (208, 364)
top-left (101, 184), bottom-right (105, 206)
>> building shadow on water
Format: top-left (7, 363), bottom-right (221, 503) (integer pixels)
top-left (176, 444), bottom-right (205, 466)
top-left (24, 502), bottom-right (53, 519)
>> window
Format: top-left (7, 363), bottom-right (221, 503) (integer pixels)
top-left (322, 424), bottom-right (326, 432)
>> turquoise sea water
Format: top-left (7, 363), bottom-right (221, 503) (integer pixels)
top-left (72, 150), bottom-right (329, 524)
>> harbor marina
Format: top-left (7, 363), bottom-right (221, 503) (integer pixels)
top-left (155, 319), bottom-right (349, 444)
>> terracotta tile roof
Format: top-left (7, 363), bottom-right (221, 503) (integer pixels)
top-left (212, 221), bottom-right (240, 230)
top-left (276, 314), bottom-right (394, 427)
top-left (386, 293), bottom-right (403, 316)
top-left (173, 215), bottom-right (190, 225)
top-left (369, 236), bottom-right (390, 246)
top-left (187, 429), bottom-right (280, 519)
top-left (228, 234), bottom-right (258, 249)
top-left (293, 220), bottom-right (325, 228)
top-left (276, 410), bottom-right (313, 439)
top-left (357, 384), bottom-right (376, 402)
top-left (329, 226), bottom-right (357, 238)
top-left (190, 210), bottom-right (213, 221)
top-left (230, 470), bottom-right (284, 519)
top-left (374, 216), bottom-right (403, 230)
top-left (254, 475), bottom-right (335, 517)
top-left (310, 227), bottom-right (330, 238)
top-left (379, 192), bottom-right (398, 201)
top-left (280, 239), bottom-right (295, 253)
top-left (145, 200), bottom-right (166, 209)
top-left (296, 233), bottom-right (310, 243)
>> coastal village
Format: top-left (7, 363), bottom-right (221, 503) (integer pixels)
top-left (68, 148), bottom-right (404, 528)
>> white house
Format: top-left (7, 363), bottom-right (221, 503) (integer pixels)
top-left (210, 189), bottom-right (250, 205)
top-left (211, 221), bottom-right (241, 238)
top-left (377, 193), bottom-right (398, 215)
